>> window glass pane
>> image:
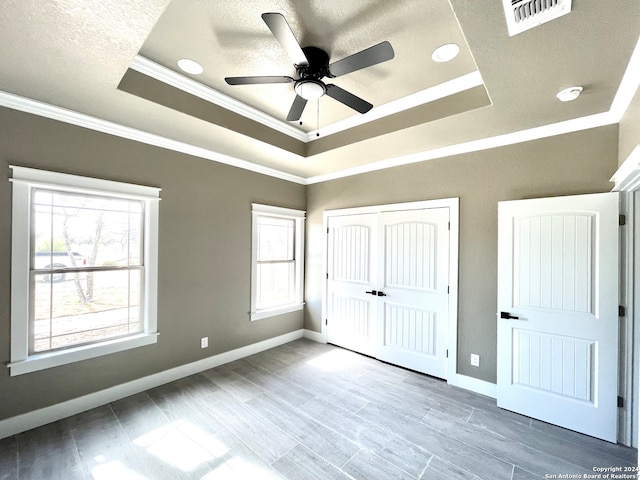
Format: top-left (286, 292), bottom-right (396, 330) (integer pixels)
top-left (257, 216), bottom-right (294, 262)
top-left (32, 269), bottom-right (142, 353)
top-left (32, 189), bottom-right (143, 269)
top-left (256, 262), bottom-right (295, 310)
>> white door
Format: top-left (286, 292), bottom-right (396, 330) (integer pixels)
top-left (497, 192), bottom-right (619, 442)
top-left (327, 208), bottom-right (450, 379)
top-left (326, 213), bottom-right (378, 357)
top-left (377, 209), bottom-right (450, 378)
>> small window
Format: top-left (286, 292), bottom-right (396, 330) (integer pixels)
top-left (9, 166), bottom-right (160, 375)
top-left (251, 204), bottom-right (305, 321)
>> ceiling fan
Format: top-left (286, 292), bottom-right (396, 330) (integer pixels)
top-left (225, 12), bottom-right (395, 122)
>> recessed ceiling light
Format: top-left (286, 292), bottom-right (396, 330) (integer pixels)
top-left (432, 43), bottom-right (460, 63)
top-left (556, 86), bottom-right (583, 102)
top-left (177, 58), bottom-right (203, 75)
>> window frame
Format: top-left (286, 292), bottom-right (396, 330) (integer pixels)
top-left (9, 166), bottom-right (161, 376)
top-left (250, 203), bottom-right (305, 321)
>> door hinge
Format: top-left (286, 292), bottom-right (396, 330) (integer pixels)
top-left (447, 286), bottom-right (450, 294)
top-left (619, 214), bottom-right (626, 226)
top-left (618, 396), bottom-right (624, 408)
top-left (619, 305), bottom-right (626, 317)
top-left (446, 349), bottom-right (449, 358)
top-left (448, 221), bottom-right (450, 230)
top-left (327, 227), bottom-right (330, 234)
top-left (325, 319), bottom-right (328, 325)
top-left (326, 273), bottom-right (329, 280)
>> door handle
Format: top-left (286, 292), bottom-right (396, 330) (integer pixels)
top-left (365, 290), bottom-right (387, 297)
top-left (500, 311), bottom-right (519, 320)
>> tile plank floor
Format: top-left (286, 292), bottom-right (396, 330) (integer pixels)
top-left (0, 339), bottom-right (637, 479)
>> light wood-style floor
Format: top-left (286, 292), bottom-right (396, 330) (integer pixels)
top-left (0, 339), bottom-right (637, 479)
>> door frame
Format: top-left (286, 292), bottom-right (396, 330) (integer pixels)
top-left (611, 144), bottom-right (640, 447)
top-left (322, 198), bottom-right (459, 381)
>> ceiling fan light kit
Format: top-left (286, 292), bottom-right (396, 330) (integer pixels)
top-left (224, 12), bottom-right (395, 122)
top-left (295, 80), bottom-right (326, 100)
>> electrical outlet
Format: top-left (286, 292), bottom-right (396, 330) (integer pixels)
top-left (470, 353), bottom-right (480, 367)
top-left (201, 337), bottom-right (208, 349)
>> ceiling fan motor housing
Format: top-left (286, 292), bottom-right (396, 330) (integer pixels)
top-left (298, 46), bottom-right (331, 79)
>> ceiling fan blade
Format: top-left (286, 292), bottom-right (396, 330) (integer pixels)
top-left (262, 13), bottom-right (309, 67)
top-left (325, 84), bottom-right (373, 114)
top-left (286, 95), bottom-right (308, 121)
top-left (328, 41), bottom-right (394, 77)
top-left (225, 76), bottom-right (294, 85)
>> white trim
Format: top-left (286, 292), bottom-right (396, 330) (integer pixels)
top-left (0, 29), bottom-right (637, 186)
top-left (130, 55), bottom-right (308, 142)
top-left (306, 112), bottom-right (617, 184)
top-left (10, 165), bottom-right (161, 199)
top-left (131, 55), bottom-right (484, 144)
top-left (0, 329), bottom-right (304, 440)
top-left (250, 303), bottom-right (304, 321)
top-left (609, 34), bottom-right (640, 121)
top-left (612, 147), bottom-right (640, 446)
top-left (303, 71), bottom-right (485, 140)
top-left (618, 192), bottom-right (636, 447)
top-left (448, 373), bottom-right (497, 399)
top-left (0, 91), bottom-right (629, 188)
top-left (611, 145), bottom-right (640, 192)
top-left (9, 334), bottom-right (159, 376)
top-left (634, 192), bottom-right (640, 449)
top-left (321, 198), bottom-right (459, 382)
top-left (0, 90), bottom-right (306, 185)
top-left (250, 204), bottom-right (306, 321)
top-left (447, 199), bottom-right (460, 385)
top-left (303, 328), bottom-right (326, 343)
top-left (251, 203), bottom-right (306, 218)
top-left (8, 167), bottom-right (161, 376)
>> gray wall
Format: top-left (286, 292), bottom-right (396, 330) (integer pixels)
top-left (0, 107), bottom-right (306, 421)
top-left (305, 126), bottom-right (619, 383)
top-left (620, 87), bottom-right (640, 165)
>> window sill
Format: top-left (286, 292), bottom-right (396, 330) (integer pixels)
top-left (251, 303), bottom-right (304, 321)
top-left (8, 333), bottom-right (158, 376)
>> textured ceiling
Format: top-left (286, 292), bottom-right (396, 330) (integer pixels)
top-left (138, 0), bottom-right (477, 129)
top-left (0, 0), bottom-right (638, 181)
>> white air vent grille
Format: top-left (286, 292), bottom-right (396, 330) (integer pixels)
top-left (503, 0), bottom-right (572, 36)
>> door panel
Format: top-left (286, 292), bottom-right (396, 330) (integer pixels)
top-left (326, 214), bottom-right (377, 357)
top-left (383, 303), bottom-right (437, 355)
top-left (497, 192), bottom-right (619, 442)
top-left (326, 207), bottom-right (450, 378)
top-left (377, 209), bottom-right (450, 378)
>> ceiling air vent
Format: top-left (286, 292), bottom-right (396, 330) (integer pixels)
top-left (503, 0), bottom-right (572, 37)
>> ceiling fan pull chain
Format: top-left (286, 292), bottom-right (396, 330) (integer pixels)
top-left (316, 100), bottom-right (320, 137)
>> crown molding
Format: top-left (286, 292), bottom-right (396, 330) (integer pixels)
top-left (0, 89), bottom-right (623, 187)
top-left (610, 35), bottom-right (640, 121)
top-left (131, 55), bottom-right (485, 145)
top-left (611, 145), bottom-right (640, 192)
top-left (306, 111), bottom-right (618, 184)
top-left (130, 55), bottom-right (308, 142)
top-left (303, 71), bottom-right (485, 140)
top-left (0, 90), bottom-right (306, 185)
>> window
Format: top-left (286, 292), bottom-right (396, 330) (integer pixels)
top-left (9, 166), bottom-right (160, 375)
top-left (251, 204), bottom-right (305, 321)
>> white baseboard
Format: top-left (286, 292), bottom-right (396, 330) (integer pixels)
top-left (0, 329), bottom-right (304, 440)
top-left (448, 373), bottom-right (497, 399)
top-left (303, 328), bottom-right (325, 343)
